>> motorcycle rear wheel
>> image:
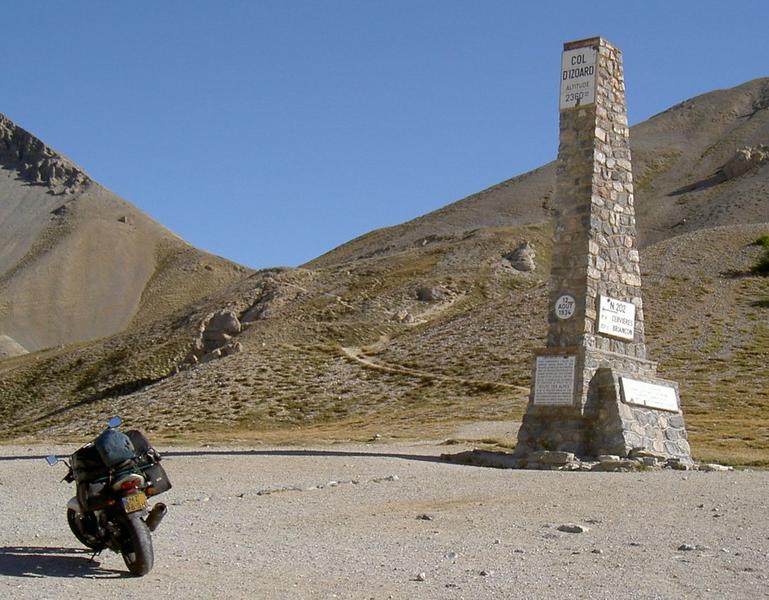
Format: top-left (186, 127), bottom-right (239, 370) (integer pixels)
top-left (119, 513), bottom-right (154, 576)
top-left (67, 508), bottom-right (105, 551)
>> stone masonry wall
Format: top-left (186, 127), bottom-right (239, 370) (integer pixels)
top-left (546, 37), bottom-right (647, 408)
top-left (589, 369), bottom-right (691, 460)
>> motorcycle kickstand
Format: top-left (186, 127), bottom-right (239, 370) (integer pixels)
top-left (88, 549), bottom-right (103, 563)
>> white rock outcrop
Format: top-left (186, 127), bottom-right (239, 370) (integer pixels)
top-left (186, 309), bottom-right (243, 365)
top-left (504, 240), bottom-right (537, 272)
top-left (722, 145), bottom-right (769, 180)
top-left (0, 335), bottom-right (28, 360)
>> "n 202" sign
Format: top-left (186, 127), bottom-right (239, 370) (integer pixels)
top-left (597, 295), bottom-right (636, 341)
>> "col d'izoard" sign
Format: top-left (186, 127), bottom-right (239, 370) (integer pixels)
top-left (560, 45), bottom-right (597, 110)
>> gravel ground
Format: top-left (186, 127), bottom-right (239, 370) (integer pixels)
top-left (1, 442), bottom-right (768, 599)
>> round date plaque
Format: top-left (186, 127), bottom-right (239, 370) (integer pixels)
top-left (555, 294), bottom-right (576, 320)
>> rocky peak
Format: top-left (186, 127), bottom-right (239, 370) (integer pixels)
top-left (0, 112), bottom-right (90, 194)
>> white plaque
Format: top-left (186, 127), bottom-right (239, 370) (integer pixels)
top-left (554, 294), bottom-right (576, 320)
top-left (598, 296), bottom-right (636, 341)
top-left (620, 377), bottom-right (679, 412)
top-left (533, 355), bottom-right (576, 405)
top-left (560, 46), bottom-right (597, 110)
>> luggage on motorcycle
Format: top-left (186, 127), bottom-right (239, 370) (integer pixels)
top-left (126, 429), bottom-right (159, 462)
top-left (71, 443), bottom-right (109, 483)
top-left (127, 429), bottom-right (164, 470)
top-left (126, 429), bottom-right (170, 495)
top-left (142, 461), bottom-right (172, 496)
top-left (126, 429), bottom-right (151, 455)
top-left (94, 428), bottom-right (136, 468)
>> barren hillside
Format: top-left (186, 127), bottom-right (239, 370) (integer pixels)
top-left (1, 80), bottom-right (768, 465)
top-left (0, 113), bottom-right (250, 353)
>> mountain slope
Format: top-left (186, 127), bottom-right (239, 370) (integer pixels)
top-left (0, 113), bottom-right (250, 352)
top-left (309, 77), bottom-right (769, 267)
top-left (1, 80), bottom-right (768, 465)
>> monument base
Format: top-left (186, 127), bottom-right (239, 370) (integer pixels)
top-left (515, 349), bottom-right (692, 463)
top-left (514, 410), bottom-right (589, 457)
top-left (587, 368), bottom-right (692, 461)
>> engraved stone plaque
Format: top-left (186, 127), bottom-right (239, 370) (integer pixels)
top-left (598, 295), bottom-right (636, 341)
top-left (560, 46), bottom-right (597, 110)
top-left (533, 354), bottom-right (576, 405)
top-left (620, 377), bottom-right (679, 412)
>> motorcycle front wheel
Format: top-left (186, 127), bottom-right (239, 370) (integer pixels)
top-left (119, 512), bottom-right (154, 576)
top-left (67, 508), bottom-right (105, 551)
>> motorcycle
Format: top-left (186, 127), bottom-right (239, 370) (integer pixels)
top-left (46, 416), bottom-right (171, 576)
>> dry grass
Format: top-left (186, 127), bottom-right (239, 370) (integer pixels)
top-left (2, 223), bottom-right (768, 467)
top-left (4, 67), bottom-right (769, 473)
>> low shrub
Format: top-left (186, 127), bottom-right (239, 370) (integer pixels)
top-left (752, 234), bottom-right (769, 275)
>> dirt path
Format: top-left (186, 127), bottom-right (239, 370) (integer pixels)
top-left (1, 442), bottom-right (768, 599)
top-left (340, 344), bottom-right (529, 392)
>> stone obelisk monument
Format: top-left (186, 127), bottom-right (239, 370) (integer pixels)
top-left (514, 37), bottom-right (691, 462)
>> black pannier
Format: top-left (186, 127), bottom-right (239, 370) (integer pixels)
top-left (126, 429), bottom-right (172, 495)
top-left (142, 462), bottom-right (172, 496)
top-left (71, 443), bottom-right (109, 483)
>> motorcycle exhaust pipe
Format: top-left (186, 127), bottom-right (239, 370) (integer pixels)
top-left (145, 502), bottom-right (167, 532)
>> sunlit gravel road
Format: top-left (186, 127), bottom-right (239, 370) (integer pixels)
top-left (1, 443), bottom-right (768, 599)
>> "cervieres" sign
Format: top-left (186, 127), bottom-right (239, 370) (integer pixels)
top-left (597, 295), bottom-right (636, 340)
top-left (560, 46), bottom-right (597, 110)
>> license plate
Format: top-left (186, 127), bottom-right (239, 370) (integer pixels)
top-left (122, 492), bottom-right (147, 513)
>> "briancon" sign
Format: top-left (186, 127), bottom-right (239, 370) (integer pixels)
top-left (597, 295), bottom-right (636, 341)
top-left (560, 46), bottom-right (597, 110)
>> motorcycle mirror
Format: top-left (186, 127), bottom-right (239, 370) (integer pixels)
top-left (107, 415), bottom-right (123, 428)
top-left (45, 455), bottom-right (59, 466)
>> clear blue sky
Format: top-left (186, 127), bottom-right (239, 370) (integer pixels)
top-left (3, 1), bottom-right (767, 268)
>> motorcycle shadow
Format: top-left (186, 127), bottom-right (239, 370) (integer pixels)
top-left (0, 546), bottom-right (130, 579)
